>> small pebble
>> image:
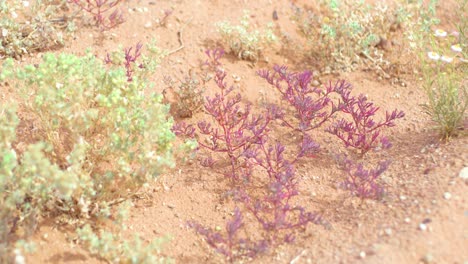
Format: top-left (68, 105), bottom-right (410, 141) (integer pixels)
top-left (419, 223), bottom-right (427, 231)
top-left (400, 195), bottom-right (407, 201)
top-left (459, 167), bottom-right (468, 180)
top-left (443, 192), bottom-right (452, 200)
top-left (421, 253), bottom-right (434, 263)
top-left (144, 22), bottom-right (152, 28)
top-left (359, 251), bottom-right (366, 259)
top-left (404, 217), bottom-right (411, 223)
top-left (232, 74), bottom-right (241, 83)
top-left (384, 228), bottom-right (393, 236)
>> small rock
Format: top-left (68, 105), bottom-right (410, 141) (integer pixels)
top-left (404, 217), bottom-right (411, 223)
top-left (422, 218), bottom-right (432, 224)
top-left (359, 251), bottom-right (366, 259)
top-left (443, 192), bottom-right (452, 200)
top-left (384, 228), bottom-right (393, 236)
top-left (312, 80), bottom-right (320, 86)
top-left (419, 223), bottom-right (427, 231)
top-left (400, 195), bottom-right (407, 201)
top-left (167, 204), bottom-right (175, 209)
top-left (144, 22), bottom-right (152, 28)
top-left (459, 167), bottom-right (468, 180)
top-left (421, 253), bottom-right (434, 263)
top-left (232, 74), bottom-right (241, 83)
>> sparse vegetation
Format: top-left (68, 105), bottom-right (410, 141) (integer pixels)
top-left (0, 0), bottom-right (466, 263)
top-left (217, 11), bottom-right (277, 61)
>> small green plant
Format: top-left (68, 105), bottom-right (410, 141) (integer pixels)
top-left (163, 70), bottom-right (205, 118)
top-left (216, 11), bottom-right (277, 61)
top-left (293, 0), bottom-right (397, 73)
top-left (76, 201), bottom-right (172, 264)
top-left (77, 224), bottom-right (171, 264)
top-left (0, 49), bottom-right (176, 262)
top-left (420, 28), bottom-right (467, 139)
top-left (454, 0), bottom-right (468, 60)
top-left (0, 0), bottom-right (68, 58)
top-left (0, 104), bottom-right (80, 263)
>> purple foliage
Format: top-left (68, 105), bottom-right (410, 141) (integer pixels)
top-left (339, 157), bottom-right (391, 199)
top-left (204, 48), bottom-right (225, 70)
top-left (180, 57), bottom-right (404, 260)
top-left (104, 42), bottom-right (143, 82)
top-left (68, 0), bottom-right (125, 30)
top-left (171, 121), bottom-right (196, 138)
top-left (327, 89), bottom-right (405, 155)
top-left (188, 208), bottom-right (268, 262)
top-left (258, 65), bottom-right (349, 132)
top-left (197, 68), bottom-right (278, 183)
top-left (239, 142), bottom-right (324, 243)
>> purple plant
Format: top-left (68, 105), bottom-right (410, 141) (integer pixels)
top-left (258, 65), bottom-right (349, 133)
top-left (172, 121), bottom-right (196, 138)
top-left (204, 48), bottom-right (225, 70)
top-left (196, 68), bottom-right (280, 183)
top-left (68, 0), bottom-right (125, 30)
top-left (240, 142), bottom-right (324, 243)
top-left (327, 89), bottom-right (405, 155)
top-left (188, 208), bottom-right (268, 263)
top-left (105, 42), bottom-right (143, 82)
top-left (339, 157), bottom-right (391, 199)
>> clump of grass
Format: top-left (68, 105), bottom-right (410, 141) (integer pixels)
top-left (420, 28), bottom-right (467, 138)
top-left (216, 11), bottom-right (277, 62)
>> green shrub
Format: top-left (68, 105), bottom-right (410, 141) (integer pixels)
top-left (216, 11), bottom-right (277, 61)
top-left (77, 224), bottom-right (172, 264)
top-left (293, 0), bottom-right (398, 72)
top-left (0, 50), bottom-right (176, 262)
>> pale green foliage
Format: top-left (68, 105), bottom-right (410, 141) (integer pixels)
top-left (76, 201), bottom-right (172, 264)
top-left (402, 0), bottom-right (440, 51)
top-left (294, 0), bottom-right (433, 74)
top-left (454, 0), bottom-right (468, 60)
top-left (217, 11), bottom-right (277, 61)
top-left (294, 0), bottom-right (395, 72)
top-left (77, 224), bottom-right (171, 264)
top-left (4, 52), bottom-right (175, 199)
top-left (0, 105), bottom-right (79, 263)
top-left (0, 0), bottom-right (67, 58)
top-left (0, 50), bottom-right (176, 262)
